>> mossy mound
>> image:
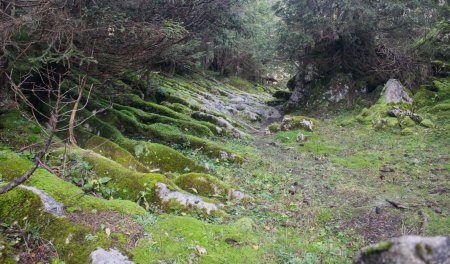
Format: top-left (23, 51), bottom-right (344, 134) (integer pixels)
top-left (0, 150), bottom-right (148, 263)
top-left (95, 108), bottom-right (243, 163)
top-left (420, 119), bottom-right (435, 128)
top-left (399, 116), bottom-right (416, 128)
top-left (114, 105), bottom-right (214, 137)
top-left (268, 123), bottom-right (281, 133)
top-left (174, 173), bottom-right (231, 199)
top-left (0, 149), bottom-right (146, 215)
top-left (0, 110), bottom-right (47, 148)
top-left (280, 115), bottom-right (318, 132)
top-left (55, 147), bottom-right (174, 203)
top-left (401, 127), bottom-right (415, 136)
top-left (0, 188), bottom-right (102, 264)
top-left (76, 115), bottom-right (203, 173)
top-left (85, 136), bottom-right (149, 173)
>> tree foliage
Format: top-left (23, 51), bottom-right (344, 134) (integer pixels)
top-left (275, 0), bottom-right (449, 86)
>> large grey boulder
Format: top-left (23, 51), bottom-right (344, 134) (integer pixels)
top-left (383, 79), bottom-right (413, 104)
top-left (354, 236), bottom-right (450, 264)
top-left (90, 248), bottom-right (134, 264)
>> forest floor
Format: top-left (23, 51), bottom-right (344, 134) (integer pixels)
top-left (192, 102), bottom-right (450, 263)
top-left (0, 75), bottom-right (449, 264)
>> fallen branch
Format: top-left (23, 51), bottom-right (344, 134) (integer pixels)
top-left (386, 199), bottom-right (408, 210)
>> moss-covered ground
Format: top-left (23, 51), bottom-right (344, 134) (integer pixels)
top-left (0, 73), bottom-right (448, 263)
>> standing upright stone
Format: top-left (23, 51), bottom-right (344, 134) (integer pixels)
top-left (383, 79), bottom-right (413, 104)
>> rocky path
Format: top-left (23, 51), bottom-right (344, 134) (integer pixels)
top-left (216, 89), bottom-right (450, 262)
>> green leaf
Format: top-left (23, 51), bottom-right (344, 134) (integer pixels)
top-left (99, 177), bottom-right (112, 184)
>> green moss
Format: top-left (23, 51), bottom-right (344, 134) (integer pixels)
top-left (175, 173), bottom-right (231, 199)
top-left (0, 188), bottom-right (106, 264)
top-left (85, 136), bottom-right (149, 173)
top-left (268, 123), bottom-right (281, 133)
top-left (0, 149), bottom-right (146, 215)
top-left (114, 105), bottom-right (214, 137)
top-left (115, 94), bottom-right (191, 121)
top-left (401, 127), bottom-right (415, 136)
top-left (121, 140), bottom-right (203, 173)
top-left (0, 110), bottom-right (46, 148)
top-left (363, 242), bottom-right (394, 255)
top-left (224, 76), bottom-right (258, 93)
top-left (420, 119), bottom-right (435, 128)
top-left (78, 113), bottom-right (203, 173)
top-left (399, 116), bottom-right (416, 128)
top-left (161, 101), bottom-right (192, 115)
top-left (59, 147), bottom-right (174, 202)
top-left (431, 102), bottom-right (450, 112)
top-left (332, 152), bottom-right (384, 169)
top-left (132, 215), bottom-right (262, 263)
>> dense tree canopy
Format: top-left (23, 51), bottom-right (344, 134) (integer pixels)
top-left (275, 0), bottom-right (449, 87)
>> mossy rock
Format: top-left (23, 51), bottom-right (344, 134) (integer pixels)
top-left (0, 188), bottom-right (104, 264)
top-left (60, 147), bottom-right (174, 203)
top-left (122, 140), bottom-right (203, 173)
top-left (420, 119), bottom-right (436, 128)
top-left (85, 136), bottom-right (149, 173)
top-left (174, 173), bottom-right (231, 199)
top-left (280, 115), bottom-right (318, 132)
top-left (113, 106), bottom-right (214, 137)
top-left (268, 123), bottom-right (281, 133)
top-left (114, 94), bottom-right (191, 121)
top-left (399, 116), bottom-right (416, 128)
top-left (97, 108), bottom-right (242, 163)
top-left (0, 149), bottom-right (146, 215)
top-left (77, 113), bottom-right (203, 173)
top-left (401, 127), bottom-right (415, 136)
top-left (0, 170), bottom-right (142, 263)
top-left (161, 101), bottom-right (192, 115)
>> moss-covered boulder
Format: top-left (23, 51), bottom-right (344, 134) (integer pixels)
top-left (267, 123), bottom-right (281, 134)
top-left (175, 173), bottom-right (230, 198)
top-left (354, 236), bottom-right (450, 264)
top-left (175, 173), bottom-right (246, 202)
top-left (59, 147), bottom-right (174, 203)
top-left (85, 136), bottom-right (149, 173)
top-left (280, 115), bottom-right (317, 132)
top-left (0, 149), bottom-right (146, 215)
top-left (399, 116), bottom-right (416, 129)
top-left (401, 127), bottom-right (415, 136)
top-left (76, 115), bottom-right (203, 173)
top-left (0, 150), bottom-right (148, 263)
top-left (420, 119), bottom-right (436, 128)
top-left (153, 182), bottom-right (221, 215)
